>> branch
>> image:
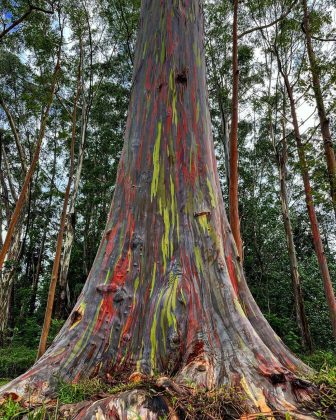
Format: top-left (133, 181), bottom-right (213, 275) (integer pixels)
top-left (238, 0), bottom-right (298, 39)
top-left (0, 96), bottom-right (28, 173)
top-left (0, 4), bottom-right (54, 40)
top-left (311, 35), bottom-right (336, 42)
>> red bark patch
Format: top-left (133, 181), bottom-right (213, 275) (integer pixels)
top-left (186, 340), bottom-right (204, 364)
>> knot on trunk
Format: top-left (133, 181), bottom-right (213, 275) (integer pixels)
top-left (269, 372), bottom-right (286, 385)
top-left (131, 234), bottom-right (143, 250)
top-left (96, 284), bottom-right (117, 293)
top-left (194, 210), bottom-right (211, 218)
top-left (70, 308), bottom-right (83, 327)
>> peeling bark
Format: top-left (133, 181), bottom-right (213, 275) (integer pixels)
top-left (1, 1), bottom-right (318, 417)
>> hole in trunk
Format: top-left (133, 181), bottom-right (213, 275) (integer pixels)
top-left (70, 309), bottom-right (83, 326)
top-left (175, 69), bottom-right (188, 85)
top-left (269, 373), bottom-right (286, 385)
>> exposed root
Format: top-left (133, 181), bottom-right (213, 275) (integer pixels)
top-left (1, 373), bottom-right (330, 419)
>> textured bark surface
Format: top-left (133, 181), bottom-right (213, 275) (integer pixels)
top-left (1, 1), bottom-right (317, 417)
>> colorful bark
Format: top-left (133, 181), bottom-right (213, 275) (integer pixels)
top-left (1, 1), bottom-right (316, 417)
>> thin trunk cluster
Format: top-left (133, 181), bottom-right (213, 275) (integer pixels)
top-left (275, 47), bottom-right (336, 339)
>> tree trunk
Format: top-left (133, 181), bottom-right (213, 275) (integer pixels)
top-left (57, 97), bottom-right (88, 318)
top-left (1, 2), bottom-right (317, 417)
top-left (0, 133), bottom-right (25, 346)
top-left (275, 108), bottom-right (312, 351)
top-left (302, 0), bottom-right (336, 219)
top-left (37, 55), bottom-right (82, 358)
top-left (229, 0), bottom-right (243, 261)
top-left (0, 96), bottom-right (28, 174)
top-left (30, 139), bottom-right (58, 315)
top-left (276, 48), bottom-right (336, 339)
top-left (0, 53), bottom-right (61, 271)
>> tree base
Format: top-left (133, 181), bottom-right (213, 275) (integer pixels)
top-left (0, 372), bottom-right (324, 419)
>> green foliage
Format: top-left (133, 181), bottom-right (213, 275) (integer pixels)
top-left (265, 314), bottom-right (302, 354)
top-left (302, 351), bottom-right (336, 371)
top-left (311, 367), bottom-right (336, 418)
top-left (0, 346), bottom-right (36, 378)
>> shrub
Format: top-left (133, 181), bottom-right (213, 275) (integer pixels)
top-left (0, 346), bottom-right (36, 378)
top-left (302, 351), bottom-right (336, 371)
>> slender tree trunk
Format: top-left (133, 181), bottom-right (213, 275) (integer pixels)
top-left (30, 139), bottom-right (58, 315)
top-left (208, 50), bottom-right (230, 187)
top-left (302, 0), bottom-right (336, 219)
top-left (276, 49), bottom-right (336, 339)
top-left (0, 53), bottom-right (61, 271)
top-left (1, 2), bottom-right (317, 417)
top-left (37, 56), bottom-right (82, 359)
top-left (57, 98), bottom-right (88, 318)
top-left (0, 96), bottom-right (28, 173)
top-left (0, 133), bottom-right (25, 345)
top-left (273, 108), bottom-right (312, 351)
top-left (229, 0), bottom-right (243, 260)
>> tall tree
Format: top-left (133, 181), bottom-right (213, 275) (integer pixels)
top-left (229, 0), bottom-right (243, 260)
top-left (37, 48), bottom-right (82, 358)
top-left (272, 93), bottom-right (312, 351)
top-left (0, 1), bottom-right (318, 417)
top-left (274, 42), bottom-right (336, 339)
top-left (301, 0), bottom-right (336, 219)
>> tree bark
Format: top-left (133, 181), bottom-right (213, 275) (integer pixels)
top-left (301, 0), bottom-right (336, 219)
top-left (229, 0), bottom-right (243, 261)
top-left (1, 2), bottom-right (317, 417)
top-left (275, 47), bottom-right (336, 339)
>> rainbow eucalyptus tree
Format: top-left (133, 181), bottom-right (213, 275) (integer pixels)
top-left (0, 0), bottom-right (317, 417)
